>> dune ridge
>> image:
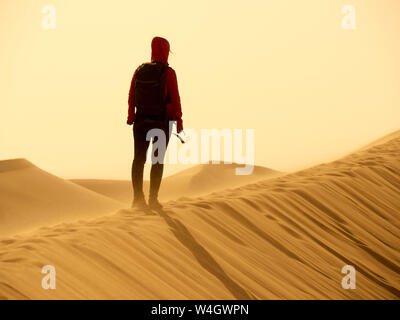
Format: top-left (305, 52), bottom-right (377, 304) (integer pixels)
top-left (71, 163), bottom-right (281, 204)
top-left (0, 131), bottom-right (399, 299)
top-left (0, 158), bottom-right (33, 173)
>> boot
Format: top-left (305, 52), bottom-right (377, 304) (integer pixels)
top-left (148, 196), bottom-right (163, 210)
top-left (131, 194), bottom-right (147, 209)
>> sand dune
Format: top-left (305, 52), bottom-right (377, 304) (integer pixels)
top-left (71, 163), bottom-right (281, 204)
top-left (0, 131), bottom-right (399, 299)
top-left (0, 159), bottom-right (122, 237)
top-left (357, 130), bottom-right (400, 152)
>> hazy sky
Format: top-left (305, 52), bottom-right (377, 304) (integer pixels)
top-left (1, 0), bottom-right (399, 179)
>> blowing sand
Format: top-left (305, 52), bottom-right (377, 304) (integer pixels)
top-left (71, 163), bottom-right (281, 204)
top-left (0, 131), bottom-right (399, 299)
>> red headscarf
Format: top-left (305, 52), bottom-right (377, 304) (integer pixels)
top-left (151, 36), bottom-right (170, 66)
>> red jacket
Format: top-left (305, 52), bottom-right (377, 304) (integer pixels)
top-left (127, 37), bottom-right (183, 132)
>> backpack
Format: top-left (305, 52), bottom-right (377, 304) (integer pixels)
top-left (134, 62), bottom-right (167, 121)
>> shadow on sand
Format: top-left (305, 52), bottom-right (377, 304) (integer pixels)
top-left (154, 207), bottom-right (255, 300)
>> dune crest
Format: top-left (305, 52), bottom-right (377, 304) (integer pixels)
top-left (0, 158), bottom-right (34, 173)
top-left (71, 163), bottom-right (281, 204)
top-left (0, 132), bottom-right (400, 299)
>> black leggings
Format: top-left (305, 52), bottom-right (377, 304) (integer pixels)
top-left (131, 120), bottom-right (171, 200)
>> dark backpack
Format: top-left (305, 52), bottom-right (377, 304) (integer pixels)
top-left (134, 62), bottom-right (167, 121)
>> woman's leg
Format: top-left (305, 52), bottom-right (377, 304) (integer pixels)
top-left (149, 124), bottom-right (171, 201)
top-left (131, 122), bottom-right (150, 202)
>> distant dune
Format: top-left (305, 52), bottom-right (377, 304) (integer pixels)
top-left (0, 159), bottom-right (122, 237)
top-left (0, 130), bottom-right (399, 299)
top-left (71, 163), bottom-right (281, 204)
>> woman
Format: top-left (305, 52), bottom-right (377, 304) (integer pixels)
top-left (127, 36), bottom-right (183, 209)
